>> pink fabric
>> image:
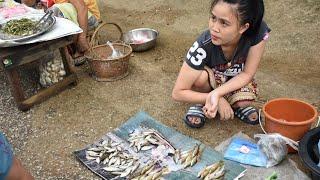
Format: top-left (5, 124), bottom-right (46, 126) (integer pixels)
top-left (0, 5), bottom-right (28, 18)
top-left (263, 32), bottom-right (270, 41)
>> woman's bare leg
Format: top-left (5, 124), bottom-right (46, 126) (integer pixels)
top-left (6, 157), bottom-right (33, 180)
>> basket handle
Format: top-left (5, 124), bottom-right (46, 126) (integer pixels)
top-left (89, 22), bottom-right (123, 48)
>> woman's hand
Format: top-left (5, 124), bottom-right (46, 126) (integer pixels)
top-left (203, 91), bottom-right (220, 118)
top-left (217, 97), bottom-right (234, 120)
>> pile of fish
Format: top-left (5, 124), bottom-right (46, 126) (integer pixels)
top-left (132, 161), bottom-right (169, 180)
top-left (197, 161), bottom-right (225, 180)
top-left (179, 144), bottom-right (204, 168)
top-left (128, 127), bottom-right (175, 153)
top-left (83, 127), bottom-right (227, 179)
top-left (39, 58), bottom-right (66, 87)
top-left (85, 138), bottom-right (140, 178)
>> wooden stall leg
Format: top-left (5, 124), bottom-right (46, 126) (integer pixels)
top-left (59, 47), bottom-right (78, 86)
top-left (5, 69), bottom-right (28, 111)
top-left (20, 74), bottom-right (78, 109)
top-left (59, 47), bottom-right (77, 74)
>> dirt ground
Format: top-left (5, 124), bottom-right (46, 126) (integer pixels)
top-left (1, 0), bottom-right (320, 179)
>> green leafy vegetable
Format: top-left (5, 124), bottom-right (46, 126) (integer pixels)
top-left (2, 18), bottom-right (36, 36)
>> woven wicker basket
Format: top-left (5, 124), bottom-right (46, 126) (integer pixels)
top-left (85, 22), bottom-right (132, 81)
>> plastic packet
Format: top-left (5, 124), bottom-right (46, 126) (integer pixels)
top-left (106, 41), bottom-right (123, 58)
top-left (254, 133), bottom-right (288, 168)
top-left (224, 137), bottom-right (268, 167)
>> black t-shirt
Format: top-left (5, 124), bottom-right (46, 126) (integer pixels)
top-left (185, 21), bottom-right (271, 77)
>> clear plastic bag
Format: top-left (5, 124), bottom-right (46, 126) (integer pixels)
top-left (254, 133), bottom-right (290, 168)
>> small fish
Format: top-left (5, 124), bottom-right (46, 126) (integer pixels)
top-left (88, 147), bottom-right (104, 152)
top-left (103, 166), bottom-right (122, 172)
top-left (102, 157), bottom-right (109, 164)
top-left (86, 151), bottom-right (100, 157)
top-left (120, 159), bottom-right (126, 165)
top-left (106, 148), bottom-right (117, 153)
top-left (134, 146), bottom-right (139, 153)
top-left (199, 161), bottom-right (224, 179)
top-left (100, 140), bottom-right (109, 146)
top-left (173, 149), bottom-right (181, 164)
top-left (109, 151), bottom-right (118, 159)
top-left (151, 171), bottom-right (163, 180)
top-left (100, 153), bottom-right (109, 161)
top-left (190, 156), bottom-right (198, 167)
top-left (85, 155), bottom-right (96, 160)
top-left (122, 152), bottom-right (130, 158)
top-left (146, 138), bottom-right (158, 144)
top-left (207, 161), bottom-right (223, 174)
top-left (110, 171), bottom-right (123, 175)
top-left (96, 157), bottom-right (101, 164)
top-left (192, 144), bottom-right (200, 157)
top-left (143, 175), bottom-right (152, 180)
top-left (116, 146), bottom-right (122, 151)
top-left (115, 157), bottom-right (121, 166)
top-left (197, 146), bottom-right (204, 160)
top-left (141, 162), bottom-right (156, 175)
top-left (145, 165), bottom-right (156, 175)
top-left (137, 143), bottom-right (142, 152)
top-left (131, 162), bottom-right (140, 173)
top-left (140, 139), bottom-right (150, 146)
top-left (184, 153), bottom-right (193, 165)
top-left (204, 165), bottom-right (225, 180)
top-left (126, 160), bottom-right (134, 167)
top-left (108, 157), bottom-right (117, 166)
top-left (120, 167), bottom-right (132, 177)
top-left (198, 168), bottom-right (209, 179)
top-left (141, 145), bottom-right (154, 151)
top-left (111, 142), bottom-right (121, 147)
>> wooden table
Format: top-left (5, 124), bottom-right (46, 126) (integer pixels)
top-left (0, 36), bottom-right (78, 111)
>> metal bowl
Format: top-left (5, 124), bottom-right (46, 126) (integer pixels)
top-left (122, 28), bottom-right (158, 52)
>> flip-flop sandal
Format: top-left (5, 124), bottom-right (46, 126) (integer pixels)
top-left (73, 56), bottom-right (88, 66)
top-left (234, 106), bottom-right (259, 125)
top-left (183, 104), bottom-right (206, 128)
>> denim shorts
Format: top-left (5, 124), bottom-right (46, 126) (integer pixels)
top-left (0, 132), bottom-right (13, 179)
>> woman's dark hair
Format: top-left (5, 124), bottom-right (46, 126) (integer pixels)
top-left (210, 0), bottom-right (264, 37)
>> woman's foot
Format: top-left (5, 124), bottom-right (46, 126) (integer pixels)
top-left (183, 105), bottom-right (206, 128)
top-left (234, 106), bottom-right (259, 125)
top-left (72, 51), bottom-right (88, 66)
top-left (188, 116), bottom-right (202, 125)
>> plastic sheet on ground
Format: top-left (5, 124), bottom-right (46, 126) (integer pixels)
top-left (74, 111), bottom-right (246, 180)
top-left (215, 132), bottom-right (311, 180)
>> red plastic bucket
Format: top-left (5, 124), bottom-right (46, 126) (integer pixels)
top-left (262, 98), bottom-right (318, 153)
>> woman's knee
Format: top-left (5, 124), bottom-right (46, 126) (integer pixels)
top-left (192, 71), bottom-right (211, 92)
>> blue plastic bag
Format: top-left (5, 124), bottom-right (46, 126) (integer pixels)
top-left (224, 137), bottom-right (268, 167)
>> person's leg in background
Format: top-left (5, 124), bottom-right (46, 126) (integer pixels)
top-left (0, 132), bottom-right (33, 180)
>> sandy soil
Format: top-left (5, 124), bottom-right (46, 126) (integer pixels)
top-left (1, 0), bottom-right (319, 179)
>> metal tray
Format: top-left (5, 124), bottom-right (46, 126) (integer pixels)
top-left (0, 13), bottom-right (56, 42)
